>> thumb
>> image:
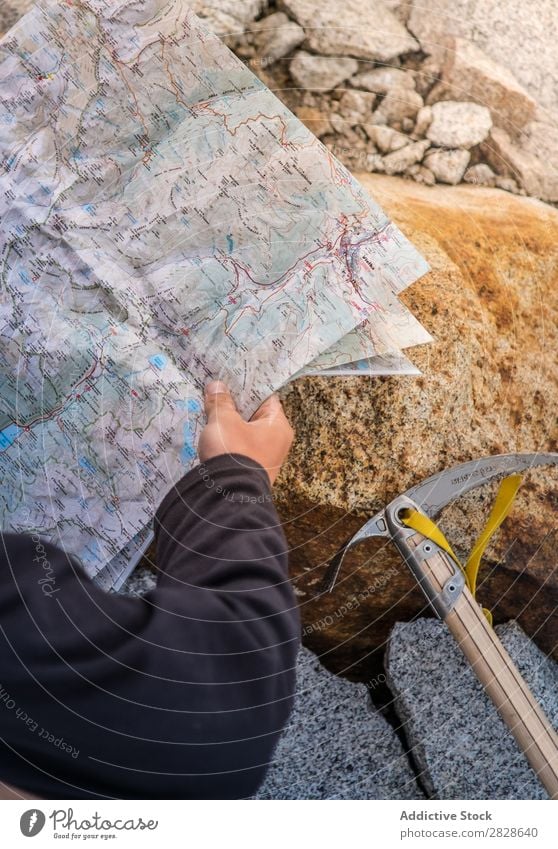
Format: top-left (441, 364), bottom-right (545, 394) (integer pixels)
top-left (204, 380), bottom-right (239, 423)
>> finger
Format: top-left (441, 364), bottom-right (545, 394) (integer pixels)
top-left (204, 381), bottom-right (239, 422)
top-left (250, 393), bottom-right (284, 422)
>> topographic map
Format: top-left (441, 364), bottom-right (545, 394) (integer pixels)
top-left (0, 0), bottom-right (431, 589)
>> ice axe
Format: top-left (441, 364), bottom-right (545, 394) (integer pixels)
top-left (324, 452), bottom-right (558, 799)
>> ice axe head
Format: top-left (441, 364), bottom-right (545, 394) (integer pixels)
top-left (323, 452), bottom-right (558, 593)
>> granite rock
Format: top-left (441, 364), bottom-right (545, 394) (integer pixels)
top-left (363, 152), bottom-right (386, 174)
top-left (495, 175), bottom-right (521, 195)
top-left (338, 90), bottom-right (378, 128)
top-left (350, 67), bottom-right (417, 96)
top-left (386, 619), bottom-right (558, 799)
top-left (413, 105), bottom-right (433, 138)
top-left (463, 163), bottom-right (497, 187)
top-left (414, 55), bottom-right (443, 98)
top-left (412, 164), bottom-right (436, 186)
top-left (366, 125), bottom-right (410, 154)
top-left (289, 52), bottom-right (359, 92)
top-left (480, 124), bottom-right (558, 203)
top-left (255, 648), bottom-right (422, 799)
top-left (276, 174), bottom-right (558, 682)
top-left (431, 37), bottom-right (537, 139)
top-left (407, 0), bottom-right (558, 113)
top-left (278, 0), bottom-right (419, 62)
top-left (190, 0), bottom-right (267, 36)
top-left (251, 12), bottom-right (306, 64)
top-left (426, 100), bottom-right (492, 149)
top-left (372, 88), bottom-right (424, 127)
top-left (423, 147), bottom-right (470, 184)
top-left (382, 139), bottom-right (430, 175)
top-left (119, 564), bottom-right (157, 597)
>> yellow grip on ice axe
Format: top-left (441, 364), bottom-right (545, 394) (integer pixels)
top-left (400, 473), bottom-right (523, 625)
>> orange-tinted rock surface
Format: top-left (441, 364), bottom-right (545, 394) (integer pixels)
top-left (276, 174), bottom-right (558, 681)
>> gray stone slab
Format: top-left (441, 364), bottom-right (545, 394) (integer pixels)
top-left (256, 647), bottom-right (423, 799)
top-left (386, 618), bottom-right (558, 799)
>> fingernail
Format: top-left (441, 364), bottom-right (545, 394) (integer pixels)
top-left (206, 380), bottom-right (228, 395)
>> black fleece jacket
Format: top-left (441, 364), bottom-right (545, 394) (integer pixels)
top-left (0, 454), bottom-right (300, 799)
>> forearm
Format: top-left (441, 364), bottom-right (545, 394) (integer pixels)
top-left (151, 454), bottom-right (300, 795)
top-left (155, 453), bottom-right (291, 594)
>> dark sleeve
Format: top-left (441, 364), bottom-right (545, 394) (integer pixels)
top-left (147, 452), bottom-right (302, 793)
top-left (0, 455), bottom-right (300, 800)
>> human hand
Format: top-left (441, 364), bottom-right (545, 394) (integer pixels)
top-left (198, 381), bottom-right (294, 485)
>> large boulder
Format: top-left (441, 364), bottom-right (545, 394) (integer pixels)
top-left (407, 0), bottom-right (558, 114)
top-left (276, 174), bottom-right (558, 683)
top-left (429, 37), bottom-right (537, 139)
top-left (480, 123), bottom-right (558, 204)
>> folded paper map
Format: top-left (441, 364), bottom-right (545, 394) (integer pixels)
top-left (0, 0), bottom-right (431, 589)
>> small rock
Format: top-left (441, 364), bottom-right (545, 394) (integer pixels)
top-left (423, 148), bottom-right (471, 184)
top-left (414, 54), bottom-right (442, 98)
top-left (426, 100), bottom-right (492, 149)
top-left (329, 113), bottom-right (349, 134)
top-left (330, 124), bottom-right (367, 150)
top-left (436, 37), bottom-right (537, 139)
top-left (365, 152), bottom-right (386, 173)
top-left (349, 67), bottom-right (416, 95)
top-left (372, 88), bottom-right (424, 127)
top-left (386, 619), bottom-right (558, 799)
top-left (278, 0), bottom-right (419, 62)
top-left (338, 90), bottom-right (378, 128)
top-left (495, 175), bottom-right (521, 194)
top-left (256, 648), bottom-right (422, 799)
top-left (401, 117), bottom-right (415, 133)
top-left (251, 12), bottom-right (306, 65)
top-left (289, 52), bottom-right (359, 92)
top-left (366, 124), bottom-right (410, 154)
top-left (190, 0), bottom-right (266, 37)
top-left (236, 42), bottom-right (257, 60)
top-left (382, 139), bottom-right (431, 175)
top-left (294, 106), bottom-right (332, 138)
top-left (299, 91), bottom-right (330, 109)
top-left (413, 105), bottom-right (433, 138)
top-left (463, 163), bottom-right (497, 187)
top-left (413, 164), bottom-right (436, 186)
top-left (120, 564), bottom-right (156, 596)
